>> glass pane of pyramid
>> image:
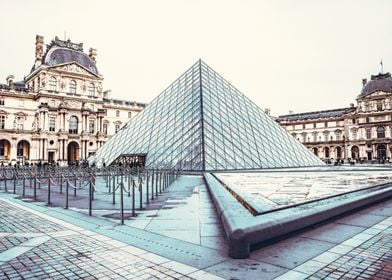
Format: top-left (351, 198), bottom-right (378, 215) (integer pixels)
top-left (91, 60), bottom-right (324, 170)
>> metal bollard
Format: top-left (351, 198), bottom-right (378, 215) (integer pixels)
top-left (33, 177), bottom-right (37, 200)
top-left (120, 173), bottom-right (124, 225)
top-left (151, 170), bottom-right (155, 200)
top-left (155, 170), bottom-right (159, 197)
top-left (22, 176), bottom-right (26, 197)
top-left (74, 175), bottom-right (77, 197)
top-left (146, 171), bottom-right (149, 204)
top-left (65, 179), bottom-right (69, 209)
top-left (112, 176), bottom-right (116, 205)
top-left (132, 177), bottom-right (135, 217)
top-left (47, 176), bottom-right (51, 205)
top-left (139, 177), bottom-right (143, 210)
top-left (89, 177), bottom-right (93, 216)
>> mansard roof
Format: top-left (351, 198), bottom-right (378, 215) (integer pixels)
top-left (31, 37), bottom-right (98, 74)
top-left (278, 107), bottom-right (356, 122)
top-left (360, 72), bottom-right (392, 97)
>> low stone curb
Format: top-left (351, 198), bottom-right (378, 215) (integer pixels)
top-left (204, 172), bottom-right (392, 259)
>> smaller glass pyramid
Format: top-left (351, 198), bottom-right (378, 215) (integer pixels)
top-left (92, 60), bottom-right (324, 170)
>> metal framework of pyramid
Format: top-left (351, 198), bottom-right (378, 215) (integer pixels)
top-left (92, 60), bottom-right (324, 171)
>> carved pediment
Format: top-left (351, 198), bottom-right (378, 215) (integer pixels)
top-left (49, 63), bottom-right (100, 78)
top-left (14, 111), bottom-right (27, 119)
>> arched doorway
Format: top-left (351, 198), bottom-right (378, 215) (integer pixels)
top-left (335, 146), bottom-right (342, 159)
top-left (17, 140), bottom-right (30, 163)
top-left (324, 147), bottom-right (330, 158)
top-left (0, 139), bottom-right (11, 160)
top-left (351, 146), bottom-right (359, 159)
top-left (313, 147), bottom-right (318, 156)
top-left (67, 141), bottom-right (80, 164)
top-left (377, 144), bottom-right (387, 160)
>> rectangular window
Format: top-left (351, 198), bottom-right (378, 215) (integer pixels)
top-left (49, 116), bottom-right (56, 132)
top-left (89, 120), bottom-right (95, 134)
top-left (0, 97), bottom-right (4, 106)
top-left (103, 123), bottom-right (108, 135)
top-left (377, 100), bottom-right (383, 111)
top-left (0, 116), bottom-right (5, 129)
top-left (116, 110), bottom-right (120, 117)
top-left (313, 123), bottom-right (316, 128)
top-left (366, 129), bottom-right (371, 139)
top-left (115, 124), bottom-right (120, 133)
top-left (16, 117), bottom-right (23, 130)
top-left (128, 111), bottom-right (132, 118)
top-left (302, 124), bottom-right (306, 129)
top-left (324, 121), bottom-right (328, 127)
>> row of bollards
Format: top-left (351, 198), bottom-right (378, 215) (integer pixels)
top-left (0, 166), bottom-right (181, 225)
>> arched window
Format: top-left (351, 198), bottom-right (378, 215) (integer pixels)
top-left (377, 126), bottom-right (385, 138)
top-left (49, 77), bottom-right (57, 91)
top-left (69, 80), bottom-right (77, 94)
top-left (69, 116), bottom-right (78, 134)
top-left (324, 147), bottom-right (330, 158)
top-left (88, 83), bottom-right (95, 97)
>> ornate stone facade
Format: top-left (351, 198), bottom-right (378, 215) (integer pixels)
top-left (0, 35), bottom-right (145, 165)
top-left (277, 72), bottom-right (392, 163)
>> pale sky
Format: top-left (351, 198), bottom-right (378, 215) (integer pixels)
top-left (1, 0), bottom-right (391, 116)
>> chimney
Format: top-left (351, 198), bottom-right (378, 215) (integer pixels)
top-left (362, 78), bottom-right (367, 86)
top-left (35, 35), bottom-right (44, 68)
top-left (103, 90), bottom-right (111, 99)
top-left (6, 75), bottom-right (14, 88)
top-left (89, 48), bottom-right (97, 64)
top-left (289, 110), bottom-right (294, 115)
top-left (350, 103), bottom-right (354, 108)
top-left (264, 108), bottom-right (270, 116)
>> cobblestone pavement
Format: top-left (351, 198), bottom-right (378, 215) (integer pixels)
top-left (276, 216), bottom-right (392, 280)
top-left (0, 198), bottom-right (223, 280)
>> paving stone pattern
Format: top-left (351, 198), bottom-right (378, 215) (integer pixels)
top-left (0, 236), bottom-right (28, 253)
top-left (308, 226), bottom-right (392, 280)
top-left (0, 203), bottom-right (63, 233)
top-left (0, 199), bottom-right (210, 279)
top-left (0, 234), bottom-right (193, 279)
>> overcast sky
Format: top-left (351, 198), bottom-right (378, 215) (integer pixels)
top-left (1, 0), bottom-right (391, 116)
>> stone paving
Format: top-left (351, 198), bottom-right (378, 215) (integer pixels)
top-left (0, 198), bottom-right (223, 280)
top-left (0, 176), bottom-right (391, 279)
top-left (275, 216), bottom-right (392, 280)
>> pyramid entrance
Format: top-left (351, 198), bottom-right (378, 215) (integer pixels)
top-left (91, 60), bottom-right (323, 171)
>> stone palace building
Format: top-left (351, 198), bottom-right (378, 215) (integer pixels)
top-left (0, 35), bottom-right (145, 165)
top-left (277, 72), bottom-right (392, 162)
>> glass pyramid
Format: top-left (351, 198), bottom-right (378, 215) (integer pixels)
top-left (92, 60), bottom-right (324, 171)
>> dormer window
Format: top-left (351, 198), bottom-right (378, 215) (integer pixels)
top-left (376, 100), bottom-right (383, 111)
top-left (69, 80), bottom-right (77, 94)
top-left (88, 83), bottom-right (95, 97)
